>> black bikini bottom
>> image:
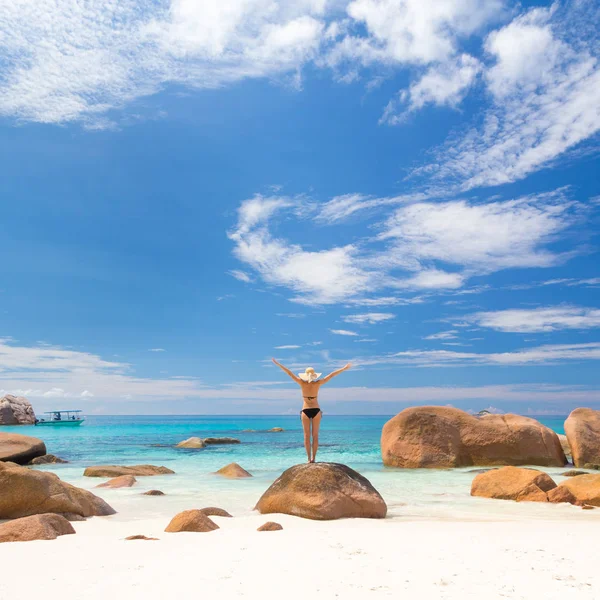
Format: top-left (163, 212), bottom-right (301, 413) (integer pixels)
top-left (301, 408), bottom-right (321, 419)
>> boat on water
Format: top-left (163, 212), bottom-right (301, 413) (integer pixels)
top-left (35, 410), bottom-right (85, 426)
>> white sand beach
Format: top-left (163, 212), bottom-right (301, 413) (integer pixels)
top-left (2, 512), bottom-right (599, 600)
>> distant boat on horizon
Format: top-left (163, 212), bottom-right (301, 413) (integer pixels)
top-left (35, 410), bottom-right (85, 426)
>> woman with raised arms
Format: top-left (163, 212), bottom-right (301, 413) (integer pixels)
top-left (272, 359), bottom-right (352, 463)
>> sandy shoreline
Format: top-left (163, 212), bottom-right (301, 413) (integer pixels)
top-left (2, 513), bottom-right (599, 599)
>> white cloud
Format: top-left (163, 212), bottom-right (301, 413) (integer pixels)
top-left (355, 338), bottom-right (377, 343)
top-left (382, 53), bottom-right (481, 123)
top-left (228, 269), bottom-right (253, 283)
top-left (0, 0), bottom-right (326, 125)
top-left (468, 306), bottom-right (600, 333)
top-left (413, 4), bottom-right (600, 191)
top-left (229, 189), bottom-right (584, 304)
top-left (380, 191), bottom-right (579, 273)
top-left (275, 344), bottom-right (301, 349)
top-left (148, 348), bottom-right (166, 352)
top-left (424, 330), bottom-right (458, 340)
top-left (329, 329), bottom-right (359, 336)
top-left (353, 342), bottom-right (600, 368)
top-left (327, 0), bottom-right (505, 67)
top-left (342, 312), bottom-right (394, 324)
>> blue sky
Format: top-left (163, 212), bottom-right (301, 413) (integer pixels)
top-left (0, 0), bottom-right (599, 415)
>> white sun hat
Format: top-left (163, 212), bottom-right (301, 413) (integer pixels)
top-left (298, 367), bottom-right (322, 382)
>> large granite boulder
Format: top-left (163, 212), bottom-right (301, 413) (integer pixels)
top-left (255, 463), bottom-right (387, 520)
top-left (164, 510), bottom-right (219, 533)
top-left (0, 461), bottom-right (116, 519)
top-left (84, 465), bottom-right (175, 477)
top-left (215, 463), bottom-right (252, 478)
top-left (381, 406), bottom-right (566, 468)
top-left (0, 432), bottom-right (46, 465)
top-left (0, 514), bottom-right (75, 543)
top-left (471, 466), bottom-right (557, 502)
top-left (0, 395), bottom-right (36, 425)
top-left (564, 408), bottom-right (600, 469)
top-left (558, 474), bottom-right (600, 506)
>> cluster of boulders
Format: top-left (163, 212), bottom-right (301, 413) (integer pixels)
top-left (471, 466), bottom-right (600, 507)
top-left (380, 406), bottom-right (600, 471)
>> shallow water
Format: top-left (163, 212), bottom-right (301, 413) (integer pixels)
top-left (2, 414), bottom-right (594, 523)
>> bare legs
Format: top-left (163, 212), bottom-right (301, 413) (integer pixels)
top-left (300, 411), bottom-right (322, 463)
top-left (311, 411), bottom-right (322, 463)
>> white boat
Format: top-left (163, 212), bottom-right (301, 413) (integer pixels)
top-left (35, 410), bottom-right (85, 426)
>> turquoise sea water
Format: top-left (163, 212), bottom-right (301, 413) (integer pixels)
top-left (3, 415), bottom-right (587, 523)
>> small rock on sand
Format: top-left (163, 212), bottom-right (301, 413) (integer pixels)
top-left (257, 521), bottom-right (283, 531)
top-left (164, 510), bottom-right (219, 533)
top-left (0, 514), bottom-right (75, 543)
top-left (143, 490), bottom-right (165, 496)
top-left (125, 534), bottom-right (159, 541)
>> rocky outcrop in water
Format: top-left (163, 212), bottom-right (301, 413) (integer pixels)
top-left (381, 406), bottom-right (566, 468)
top-left (215, 463), bottom-right (252, 478)
top-left (96, 475), bottom-right (137, 488)
top-left (84, 465), bottom-right (174, 477)
top-left (0, 395), bottom-right (36, 425)
top-left (0, 432), bottom-right (46, 465)
top-left (0, 514), bottom-right (75, 543)
top-left (255, 462), bottom-right (387, 520)
top-left (564, 408), bottom-right (600, 469)
top-left (28, 454), bottom-right (68, 465)
top-left (175, 437), bottom-right (206, 449)
top-left (0, 461), bottom-right (115, 519)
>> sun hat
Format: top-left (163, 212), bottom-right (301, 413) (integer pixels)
top-left (298, 367), bottom-right (321, 382)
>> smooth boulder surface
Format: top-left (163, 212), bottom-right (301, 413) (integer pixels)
top-left (0, 514), bottom-right (75, 543)
top-left (471, 466), bottom-right (557, 502)
top-left (0, 395), bottom-right (36, 425)
top-left (215, 463), bottom-right (252, 478)
top-left (175, 437), bottom-right (206, 449)
top-left (564, 408), bottom-right (600, 469)
top-left (200, 507), bottom-right (233, 517)
top-left (558, 474), bottom-right (600, 507)
top-left (203, 437), bottom-right (240, 445)
top-left (97, 475), bottom-right (137, 489)
top-left (84, 465), bottom-right (174, 477)
top-left (164, 510), bottom-right (219, 533)
top-left (255, 463), bottom-right (387, 520)
top-left (29, 454), bottom-right (68, 465)
top-left (0, 432), bottom-right (47, 465)
top-left (0, 461), bottom-right (116, 519)
top-left (257, 521), bottom-right (283, 531)
top-left (382, 406), bottom-right (566, 468)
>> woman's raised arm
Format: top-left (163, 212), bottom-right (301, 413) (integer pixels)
top-left (319, 363), bottom-right (352, 385)
top-left (272, 358), bottom-right (302, 384)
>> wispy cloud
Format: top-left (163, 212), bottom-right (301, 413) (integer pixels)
top-left (424, 330), bottom-right (458, 340)
top-left (411, 3), bottom-right (600, 191)
top-left (148, 348), bottom-right (166, 352)
top-left (467, 306), bottom-right (600, 333)
top-left (275, 344), bottom-right (301, 349)
top-left (342, 312), bottom-right (394, 324)
top-left (228, 269), bottom-right (253, 283)
top-left (229, 189), bottom-right (583, 304)
top-left (352, 342), bottom-right (600, 368)
top-left (329, 329), bottom-right (359, 336)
